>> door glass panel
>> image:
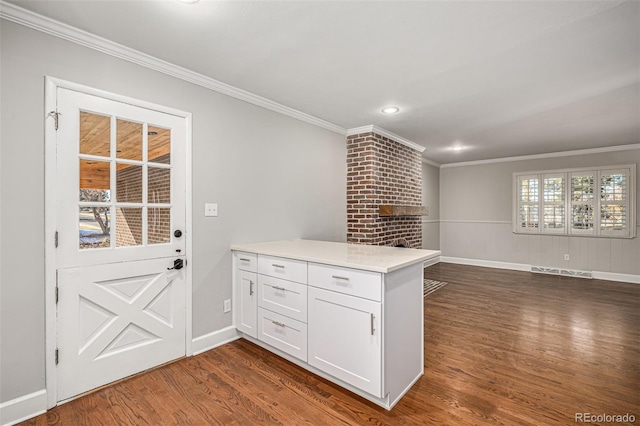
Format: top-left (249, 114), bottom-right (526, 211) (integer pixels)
top-left (115, 208), bottom-right (143, 247)
top-left (80, 112), bottom-right (111, 157)
top-left (79, 160), bottom-right (111, 202)
top-left (148, 208), bottom-right (170, 244)
top-left (79, 207), bottom-right (111, 249)
top-left (148, 126), bottom-right (170, 164)
top-left (116, 164), bottom-right (143, 203)
top-left (116, 119), bottom-right (142, 161)
top-left (148, 167), bottom-right (171, 204)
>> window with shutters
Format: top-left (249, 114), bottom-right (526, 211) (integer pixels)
top-left (517, 175), bottom-right (539, 232)
top-left (513, 165), bottom-right (636, 238)
top-left (543, 174), bottom-right (565, 233)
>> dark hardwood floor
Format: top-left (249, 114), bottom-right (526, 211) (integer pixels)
top-left (21, 263), bottom-right (639, 425)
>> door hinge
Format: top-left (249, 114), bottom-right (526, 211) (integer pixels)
top-left (55, 231), bottom-right (59, 248)
top-left (55, 285), bottom-right (59, 304)
top-left (55, 348), bottom-right (59, 365)
top-left (49, 110), bottom-right (62, 131)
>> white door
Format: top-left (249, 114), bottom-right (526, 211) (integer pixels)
top-left (55, 88), bottom-right (187, 402)
top-left (235, 269), bottom-right (258, 338)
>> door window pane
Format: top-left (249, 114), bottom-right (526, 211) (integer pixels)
top-left (116, 164), bottom-right (143, 203)
top-left (115, 208), bottom-right (143, 247)
top-left (116, 119), bottom-right (142, 161)
top-left (80, 112), bottom-right (111, 157)
top-left (148, 167), bottom-right (171, 204)
top-left (79, 207), bottom-right (110, 249)
top-left (148, 208), bottom-right (170, 244)
top-left (79, 160), bottom-right (111, 202)
top-left (148, 126), bottom-right (170, 164)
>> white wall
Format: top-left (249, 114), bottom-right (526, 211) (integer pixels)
top-left (0, 21), bottom-right (346, 403)
top-left (440, 149), bottom-right (640, 275)
top-left (422, 162), bottom-right (440, 250)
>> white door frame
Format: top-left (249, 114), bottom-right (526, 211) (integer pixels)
top-left (44, 76), bottom-right (193, 408)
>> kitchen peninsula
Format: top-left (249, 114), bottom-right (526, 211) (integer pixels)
top-left (231, 239), bottom-right (440, 409)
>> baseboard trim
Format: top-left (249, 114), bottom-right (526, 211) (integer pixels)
top-left (191, 325), bottom-right (241, 356)
top-left (592, 271), bottom-right (640, 285)
top-left (441, 256), bottom-right (640, 284)
top-left (0, 389), bottom-right (47, 426)
top-left (440, 256), bottom-right (530, 272)
top-left (423, 256), bottom-right (441, 268)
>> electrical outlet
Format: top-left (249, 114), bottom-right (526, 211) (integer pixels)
top-left (223, 299), bottom-right (231, 313)
top-left (564, 254), bottom-right (570, 261)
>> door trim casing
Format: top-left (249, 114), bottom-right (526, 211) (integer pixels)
top-left (44, 76), bottom-right (193, 408)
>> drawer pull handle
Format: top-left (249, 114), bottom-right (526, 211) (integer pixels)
top-left (332, 275), bottom-right (350, 281)
top-left (272, 264), bottom-right (285, 268)
top-left (249, 280), bottom-right (254, 296)
top-left (370, 313), bottom-right (375, 336)
top-left (239, 258), bottom-right (251, 262)
top-left (272, 320), bottom-right (286, 328)
top-left (272, 286), bottom-right (286, 291)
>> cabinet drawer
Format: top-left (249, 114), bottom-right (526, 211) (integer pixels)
top-left (258, 275), bottom-right (307, 323)
top-left (235, 251), bottom-right (257, 273)
top-left (308, 263), bottom-right (382, 302)
top-left (258, 255), bottom-right (308, 284)
top-left (258, 308), bottom-right (307, 362)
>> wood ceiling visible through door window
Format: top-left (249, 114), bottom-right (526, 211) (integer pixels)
top-left (79, 111), bottom-right (171, 189)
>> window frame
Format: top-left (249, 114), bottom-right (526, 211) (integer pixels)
top-left (513, 164), bottom-right (636, 238)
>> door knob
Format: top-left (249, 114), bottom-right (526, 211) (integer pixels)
top-left (174, 230), bottom-right (182, 238)
top-left (168, 259), bottom-right (184, 270)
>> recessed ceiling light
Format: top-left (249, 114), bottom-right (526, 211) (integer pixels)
top-left (381, 106), bottom-right (400, 114)
top-left (450, 146), bottom-right (464, 151)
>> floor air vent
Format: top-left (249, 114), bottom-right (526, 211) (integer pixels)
top-left (531, 266), bottom-right (592, 279)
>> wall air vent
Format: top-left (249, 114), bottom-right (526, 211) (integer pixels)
top-left (531, 266), bottom-right (592, 279)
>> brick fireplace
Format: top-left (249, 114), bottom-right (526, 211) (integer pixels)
top-left (346, 129), bottom-right (425, 248)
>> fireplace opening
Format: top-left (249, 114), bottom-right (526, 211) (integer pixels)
top-left (388, 238), bottom-right (411, 248)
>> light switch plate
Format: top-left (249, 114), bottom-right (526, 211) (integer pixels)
top-left (205, 203), bottom-right (218, 217)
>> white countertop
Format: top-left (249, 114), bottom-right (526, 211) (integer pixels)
top-left (231, 239), bottom-right (440, 273)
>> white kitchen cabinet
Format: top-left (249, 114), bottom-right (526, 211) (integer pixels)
top-left (231, 240), bottom-right (440, 410)
top-left (308, 286), bottom-right (382, 397)
top-left (234, 252), bottom-right (258, 338)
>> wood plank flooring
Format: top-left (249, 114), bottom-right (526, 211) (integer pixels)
top-left (21, 263), bottom-right (640, 425)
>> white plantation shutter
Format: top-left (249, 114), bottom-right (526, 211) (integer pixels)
top-left (542, 174), bottom-right (565, 234)
top-left (516, 175), bottom-right (539, 232)
top-left (570, 171), bottom-right (596, 235)
top-left (599, 169), bottom-right (630, 236)
top-left (514, 165), bottom-right (635, 238)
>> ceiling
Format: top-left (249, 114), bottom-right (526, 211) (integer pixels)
top-left (6, 0), bottom-right (640, 164)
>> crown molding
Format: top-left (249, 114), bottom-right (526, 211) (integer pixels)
top-left (347, 125), bottom-right (426, 153)
top-left (0, 0), bottom-right (346, 136)
top-left (440, 144), bottom-right (640, 168)
top-left (421, 157), bottom-right (441, 168)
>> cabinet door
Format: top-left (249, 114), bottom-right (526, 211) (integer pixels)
top-left (308, 286), bottom-right (382, 397)
top-left (235, 269), bottom-right (258, 338)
